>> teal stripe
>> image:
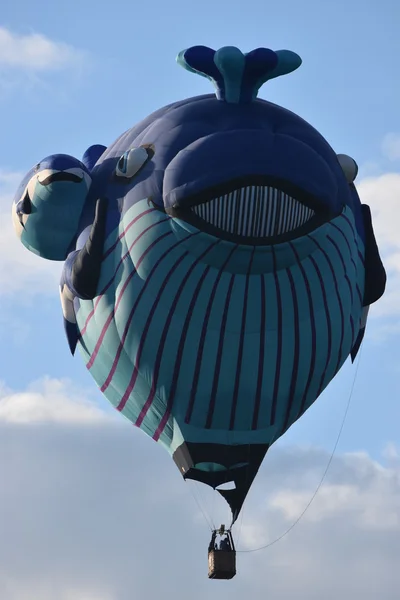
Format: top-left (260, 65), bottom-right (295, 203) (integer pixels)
top-left (176, 418), bottom-right (278, 446)
top-left (318, 243), bottom-right (353, 391)
top-left (294, 250), bottom-right (328, 414)
top-left (312, 249), bottom-right (342, 392)
top-left (257, 272), bottom-right (279, 431)
top-left (87, 232), bottom-right (184, 401)
top-left (140, 261), bottom-right (214, 417)
top-left (283, 252), bottom-right (313, 425)
top-left (230, 275), bottom-right (262, 433)
top-left (120, 254), bottom-right (195, 426)
top-left (189, 274), bottom-right (245, 428)
top-left (170, 269), bottom-right (220, 419)
top-left (213, 273), bottom-right (249, 431)
top-left (273, 268), bottom-right (295, 426)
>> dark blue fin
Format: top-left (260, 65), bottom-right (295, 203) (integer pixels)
top-left (82, 145), bottom-right (107, 172)
top-left (351, 327), bottom-right (365, 362)
top-left (63, 317), bottom-right (78, 355)
top-left (362, 203), bottom-right (386, 306)
top-left (16, 192), bottom-right (32, 216)
top-left (69, 197), bottom-right (108, 300)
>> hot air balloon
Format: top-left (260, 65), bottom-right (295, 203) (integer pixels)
top-left (12, 45), bottom-right (386, 579)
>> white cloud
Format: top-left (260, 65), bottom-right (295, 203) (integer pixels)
top-left (1, 380), bottom-right (400, 599)
top-left (0, 169), bottom-right (61, 297)
top-left (0, 377), bottom-right (113, 424)
top-left (356, 172), bottom-right (400, 320)
top-left (382, 133), bottom-right (400, 162)
top-left (268, 475), bottom-right (399, 531)
top-left (0, 26), bottom-right (86, 72)
top-left (358, 173), bottom-right (400, 251)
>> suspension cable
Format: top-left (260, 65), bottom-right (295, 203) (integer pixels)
top-left (236, 346), bottom-right (363, 553)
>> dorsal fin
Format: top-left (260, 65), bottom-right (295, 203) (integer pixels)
top-left (82, 145), bottom-right (107, 172)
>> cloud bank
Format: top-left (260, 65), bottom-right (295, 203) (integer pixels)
top-left (0, 377), bottom-right (111, 424)
top-left (1, 378), bottom-right (400, 599)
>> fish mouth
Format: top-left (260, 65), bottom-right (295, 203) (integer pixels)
top-left (168, 179), bottom-right (332, 245)
top-left (39, 172), bottom-right (84, 186)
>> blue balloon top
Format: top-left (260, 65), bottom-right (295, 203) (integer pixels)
top-left (177, 45), bottom-right (302, 103)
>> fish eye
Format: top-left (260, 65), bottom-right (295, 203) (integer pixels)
top-left (115, 146), bottom-right (152, 180)
top-left (337, 154), bottom-right (358, 183)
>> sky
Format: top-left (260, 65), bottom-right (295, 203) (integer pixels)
top-left (0, 0), bottom-right (400, 597)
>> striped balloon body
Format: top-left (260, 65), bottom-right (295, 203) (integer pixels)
top-left (77, 200), bottom-right (364, 453)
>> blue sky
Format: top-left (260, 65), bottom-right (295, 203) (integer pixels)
top-left (1, 0), bottom-right (400, 597)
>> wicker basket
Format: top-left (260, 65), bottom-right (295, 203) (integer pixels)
top-left (208, 549), bottom-right (236, 579)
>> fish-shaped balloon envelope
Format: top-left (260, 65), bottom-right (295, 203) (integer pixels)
top-left (12, 45), bottom-right (386, 526)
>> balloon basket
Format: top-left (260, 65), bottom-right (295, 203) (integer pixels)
top-left (208, 548), bottom-right (236, 579)
top-left (208, 527), bottom-right (236, 580)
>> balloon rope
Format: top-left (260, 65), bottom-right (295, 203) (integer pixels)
top-left (236, 345), bottom-right (363, 553)
top-left (232, 441), bottom-right (253, 541)
top-left (195, 480), bottom-right (217, 530)
top-left (186, 480), bottom-right (214, 530)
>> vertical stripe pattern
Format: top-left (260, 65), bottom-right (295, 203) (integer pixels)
top-left (74, 200), bottom-right (366, 454)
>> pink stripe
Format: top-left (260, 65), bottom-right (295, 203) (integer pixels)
top-left (137, 239), bottom-right (221, 433)
top-left (86, 230), bottom-right (172, 369)
top-left (103, 208), bottom-right (155, 260)
top-left (80, 209), bottom-right (157, 336)
top-left (100, 232), bottom-right (199, 396)
top-left (80, 213), bottom-right (169, 337)
top-left (115, 251), bottom-right (189, 410)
